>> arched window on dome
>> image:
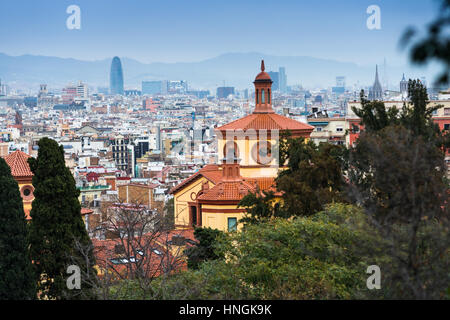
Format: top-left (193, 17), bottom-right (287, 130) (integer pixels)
top-left (261, 89), bottom-right (265, 103)
top-left (268, 89), bottom-right (271, 104)
top-left (223, 141), bottom-right (239, 161)
top-left (256, 89), bottom-right (259, 104)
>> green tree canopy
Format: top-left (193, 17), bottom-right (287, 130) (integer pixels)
top-left (276, 139), bottom-right (347, 217)
top-left (239, 137), bottom-right (347, 222)
top-left (0, 158), bottom-right (36, 300)
top-left (354, 80), bottom-right (448, 148)
top-left (28, 137), bottom-right (97, 299)
top-left (185, 227), bottom-right (224, 270)
top-left (348, 125), bottom-right (449, 299)
top-left (146, 204), bottom-right (382, 300)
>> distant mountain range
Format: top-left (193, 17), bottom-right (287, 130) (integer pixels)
top-left (0, 52), bottom-right (438, 92)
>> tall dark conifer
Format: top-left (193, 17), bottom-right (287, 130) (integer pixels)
top-left (28, 137), bottom-right (97, 299)
top-left (0, 158), bottom-right (36, 299)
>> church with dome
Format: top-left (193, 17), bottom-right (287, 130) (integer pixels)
top-left (170, 60), bottom-right (314, 232)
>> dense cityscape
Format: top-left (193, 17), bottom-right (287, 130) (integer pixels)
top-left (0, 0), bottom-right (449, 308)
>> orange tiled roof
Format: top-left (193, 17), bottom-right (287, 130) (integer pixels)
top-left (216, 113), bottom-right (314, 132)
top-left (170, 164), bottom-right (283, 200)
top-left (197, 180), bottom-right (256, 202)
top-left (246, 177), bottom-right (276, 191)
top-left (91, 229), bottom-right (194, 278)
top-left (81, 208), bottom-right (94, 215)
top-left (169, 164), bottom-right (221, 194)
top-left (3, 150), bottom-right (33, 178)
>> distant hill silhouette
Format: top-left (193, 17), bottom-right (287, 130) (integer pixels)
top-left (0, 52), bottom-right (436, 92)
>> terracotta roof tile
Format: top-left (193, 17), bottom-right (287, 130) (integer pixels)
top-left (3, 150), bottom-right (33, 178)
top-left (170, 164), bottom-right (283, 200)
top-left (197, 180), bottom-right (255, 202)
top-left (216, 113), bottom-right (314, 132)
top-left (245, 177), bottom-right (276, 191)
top-left (91, 229), bottom-right (193, 278)
top-left (169, 164), bottom-right (220, 194)
top-left (81, 208), bottom-right (94, 215)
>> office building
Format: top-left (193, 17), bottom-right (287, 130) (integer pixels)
top-left (142, 81), bottom-right (163, 95)
top-left (268, 71), bottom-right (279, 91)
top-left (279, 67), bottom-right (287, 93)
top-left (110, 56), bottom-right (124, 95)
top-left (216, 87), bottom-right (235, 99)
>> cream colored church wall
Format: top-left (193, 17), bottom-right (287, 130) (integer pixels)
top-left (218, 136), bottom-right (279, 170)
top-left (201, 204), bottom-right (245, 232)
top-left (173, 177), bottom-right (214, 227)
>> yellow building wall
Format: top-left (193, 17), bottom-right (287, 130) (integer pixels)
top-left (173, 177), bottom-right (215, 227)
top-left (201, 204), bottom-right (245, 232)
top-left (18, 182), bottom-right (33, 217)
top-left (218, 137), bottom-right (279, 178)
top-left (240, 166), bottom-right (278, 178)
top-left (78, 190), bottom-right (103, 204)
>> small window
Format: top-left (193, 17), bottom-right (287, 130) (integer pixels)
top-left (336, 127), bottom-right (344, 132)
top-left (21, 185), bottom-right (34, 200)
top-left (316, 127), bottom-right (323, 132)
top-left (444, 123), bottom-right (450, 131)
top-left (444, 108), bottom-right (450, 116)
top-left (228, 217), bottom-right (237, 232)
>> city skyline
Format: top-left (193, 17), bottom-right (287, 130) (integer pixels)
top-left (0, 51), bottom-right (441, 92)
top-left (0, 0), bottom-right (449, 305)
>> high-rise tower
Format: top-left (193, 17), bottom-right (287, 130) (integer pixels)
top-left (279, 67), bottom-right (287, 93)
top-left (110, 56), bottom-right (124, 95)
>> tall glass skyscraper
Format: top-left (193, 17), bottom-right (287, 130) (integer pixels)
top-left (110, 56), bottom-right (124, 95)
top-left (278, 67), bottom-right (287, 93)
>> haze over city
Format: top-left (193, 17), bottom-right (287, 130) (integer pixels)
top-left (0, 0), bottom-right (449, 306)
top-left (0, 0), bottom-right (443, 90)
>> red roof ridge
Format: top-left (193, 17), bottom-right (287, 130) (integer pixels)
top-left (169, 165), bottom-right (221, 195)
top-left (197, 179), bottom-right (256, 202)
top-left (3, 150), bottom-right (33, 178)
top-left (216, 112), bottom-right (314, 132)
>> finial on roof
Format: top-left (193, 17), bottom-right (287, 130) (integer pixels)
top-left (261, 59), bottom-right (265, 72)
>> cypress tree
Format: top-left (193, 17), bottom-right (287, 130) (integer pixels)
top-left (0, 158), bottom-right (36, 299)
top-left (28, 137), bottom-right (97, 299)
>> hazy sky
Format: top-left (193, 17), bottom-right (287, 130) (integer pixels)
top-left (0, 0), bottom-right (440, 66)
